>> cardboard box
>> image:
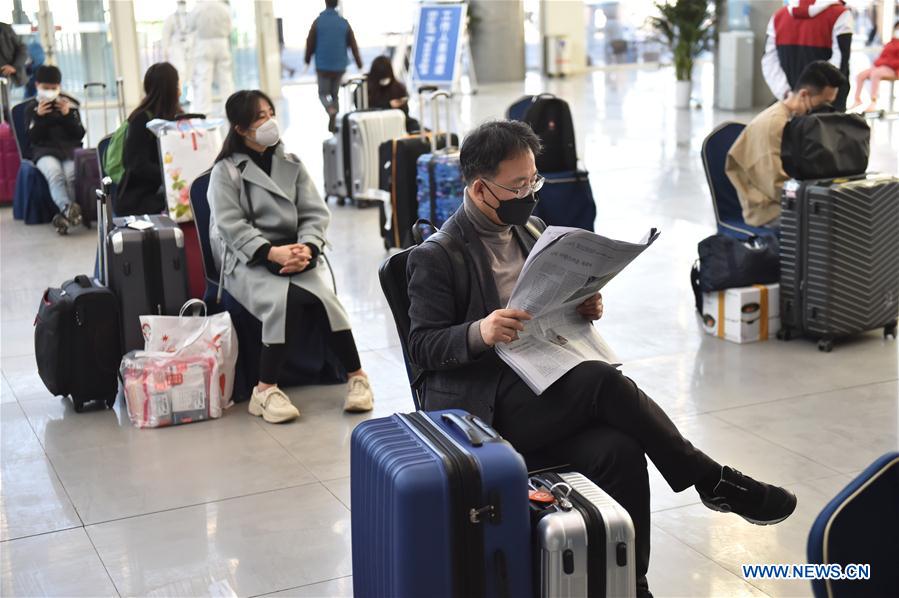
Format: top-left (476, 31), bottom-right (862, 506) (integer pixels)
top-left (701, 283), bottom-right (780, 344)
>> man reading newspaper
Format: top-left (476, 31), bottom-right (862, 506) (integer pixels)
top-left (406, 120), bottom-right (797, 597)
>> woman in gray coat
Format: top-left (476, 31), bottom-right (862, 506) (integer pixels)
top-left (209, 90), bottom-right (374, 423)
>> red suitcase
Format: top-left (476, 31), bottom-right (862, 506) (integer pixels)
top-left (0, 77), bottom-right (20, 204)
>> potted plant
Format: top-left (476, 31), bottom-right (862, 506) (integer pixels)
top-left (650, 0), bottom-right (714, 108)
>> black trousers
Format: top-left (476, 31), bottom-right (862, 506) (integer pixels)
top-left (492, 361), bottom-right (719, 580)
top-left (259, 285), bottom-right (361, 384)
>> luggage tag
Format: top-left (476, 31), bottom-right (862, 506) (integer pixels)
top-left (127, 219), bottom-right (154, 231)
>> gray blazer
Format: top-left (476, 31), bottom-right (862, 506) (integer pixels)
top-left (406, 207), bottom-right (541, 424)
top-left (208, 146), bottom-right (351, 345)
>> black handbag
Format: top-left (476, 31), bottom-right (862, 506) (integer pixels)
top-left (781, 110), bottom-right (870, 180)
top-left (690, 234), bottom-right (780, 313)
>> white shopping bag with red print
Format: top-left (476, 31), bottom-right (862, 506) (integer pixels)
top-left (147, 116), bottom-right (224, 223)
top-left (140, 299), bottom-right (237, 413)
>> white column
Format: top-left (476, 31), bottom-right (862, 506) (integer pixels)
top-left (255, 0), bottom-right (282, 100)
top-left (108, 0), bottom-right (142, 111)
top-left (882, 0), bottom-right (895, 45)
top-left (540, 0), bottom-right (587, 74)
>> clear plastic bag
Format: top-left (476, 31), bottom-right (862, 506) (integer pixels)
top-left (121, 351), bottom-right (217, 428)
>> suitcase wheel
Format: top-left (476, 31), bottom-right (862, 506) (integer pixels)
top-left (817, 339), bottom-right (834, 353)
top-left (337, 197), bottom-right (346, 206)
top-left (885, 322), bottom-right (897, 340)
top-left (776, 328), bottom-right (794, 341)
top-left (72, 397), bottom-right (85, 413)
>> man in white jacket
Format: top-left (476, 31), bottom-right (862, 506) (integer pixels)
top-left (189, 0), bottom-right (234, 116)
top-left (162, 0), bottom-right (192, 101)
top-left (762, 0), bottom-right (852, 110)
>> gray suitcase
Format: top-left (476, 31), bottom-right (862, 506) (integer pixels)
top-left (779, 174), bottom-right (899, 352)
top-left (323, 134), bottom-right (345, 200)
top-left (105, 214), bottom-right (189, 354)
top-left (530, 472), bottom-right (636, 598)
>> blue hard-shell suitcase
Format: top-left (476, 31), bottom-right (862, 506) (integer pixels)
top-left (416, 152), bottom-right (464, 228)
top-left (351, 409), bottom-right (532, 598)
top-left (535, 169), bottom-right (597, 231)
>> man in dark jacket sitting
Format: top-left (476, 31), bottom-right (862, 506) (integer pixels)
top-left (24, 65), bottom-right (85, 234)
top-left (406, 120), bottom-right (798, 597)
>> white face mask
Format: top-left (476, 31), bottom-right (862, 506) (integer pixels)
top-left (37, 88), bottom-right (60, 102)
top-left (251, 118), bottom-right (280, 147)
top-left (379, 77), bottom-right (391, 87)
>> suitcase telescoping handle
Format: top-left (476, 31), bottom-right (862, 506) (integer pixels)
top-left (416, 85), bottom-right (438, 129)
top-left (83, 82), bottom-right (109, 146)
top-left (115, 78), bottom-right (126, 124)
top-left (341, 74), bottom-right (368, 111)
top-left (427, 90), bottom-right (455, 153)
top-left (0, 76), bottom-right (9, 124)
top-left (95, 176), bottom-right (113, 286)
top-left (441, 412), bottom-right (499, 447)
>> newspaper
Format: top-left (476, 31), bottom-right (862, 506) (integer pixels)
top-left (495, 225), bottom-right (660, 395)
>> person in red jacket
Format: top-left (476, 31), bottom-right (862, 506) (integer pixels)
top-left (851, 23), bottom-right (899, 112)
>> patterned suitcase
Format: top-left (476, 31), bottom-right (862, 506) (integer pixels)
top-left (416, 151), bottom-right (464, 227)
top-left (351, 409), bottom-right (533, 598)
top-left (530, 472), bottom-right (637, 598)
top-left (779, 174), bottom-right (899, 351)
top-left (415, 91), bottom-right (463, 228)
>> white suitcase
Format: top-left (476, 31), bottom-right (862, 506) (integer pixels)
top-left (531, 472), bottom-right (637, 598)
top-left (345, 109), bottom-right (406, 202)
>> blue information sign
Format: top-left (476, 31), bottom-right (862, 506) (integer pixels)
top-left (412, 3), bottom-right (465, 87)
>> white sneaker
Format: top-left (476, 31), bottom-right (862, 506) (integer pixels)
top-left (344, 375), bottom-right (374, 412)
top-left (249, 386), bottom-right (300, 423)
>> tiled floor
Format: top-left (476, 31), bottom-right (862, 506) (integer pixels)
top-left (2, 64), bottom-right (898, 597)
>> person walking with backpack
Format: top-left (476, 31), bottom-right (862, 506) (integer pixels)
top-left (304, 0), bottom-right (363, 132)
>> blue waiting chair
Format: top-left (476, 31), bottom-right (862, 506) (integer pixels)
top-left (188, 171), bottom-right (346, 402)
top-left (701, 122), bottom-right (778, 241)
top-left (807, 452), bottom-right (899, 598)
top-left (10, 100), bottom-right (57, 224)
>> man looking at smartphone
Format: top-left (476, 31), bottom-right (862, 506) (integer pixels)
top-left (24, 65), bottom-right (86, 234)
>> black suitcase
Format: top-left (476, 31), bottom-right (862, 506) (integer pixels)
top-left (34, 274), bottom-right (121, 412)
top-left (106, 214), bottom-right (190, 354)
top-left (779, 174), bottom-right (899, 351)
top-left (378, 131), bottom-right (459, 249)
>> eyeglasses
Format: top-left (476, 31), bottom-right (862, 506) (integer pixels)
top-left (482, 174), bottom-right (545, 199)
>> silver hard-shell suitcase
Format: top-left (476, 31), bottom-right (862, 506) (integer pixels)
top-left (531, 472), bottom-right (637, 598)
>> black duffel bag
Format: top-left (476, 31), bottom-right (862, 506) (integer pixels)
top-left (690, 234), bottom-right (780, 313)
top-left (781, 110), bottom-right (870, 180)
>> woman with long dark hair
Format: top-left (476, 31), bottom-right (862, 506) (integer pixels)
top-left (208, 90), bottom-right (374, 423)
top-left (367, 55), bottom-right (419, 132)
top-left (115, 62), bottom-right (182, 216)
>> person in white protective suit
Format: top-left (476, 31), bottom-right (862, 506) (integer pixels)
top-left (189, 0), bottom-right (234, 115)
top-left (162, 0), bottom-right (193, 101)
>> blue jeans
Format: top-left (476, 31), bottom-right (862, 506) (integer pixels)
top-left (35, 156), bottom-right (76, 212)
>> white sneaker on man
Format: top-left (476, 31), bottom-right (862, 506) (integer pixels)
top-left (344, 375), bottom-right (374, 412)
top-left (249, 386), bottom-right (300, 423)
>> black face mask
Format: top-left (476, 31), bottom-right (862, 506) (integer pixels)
top-left (482, 182), bottom-right (539, 226)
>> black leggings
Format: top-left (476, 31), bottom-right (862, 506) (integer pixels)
top-left (259, 285), bottom-right (361, 384)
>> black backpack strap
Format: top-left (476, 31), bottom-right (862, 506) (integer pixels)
top-left (425, 229), bottom-right (469, 321)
